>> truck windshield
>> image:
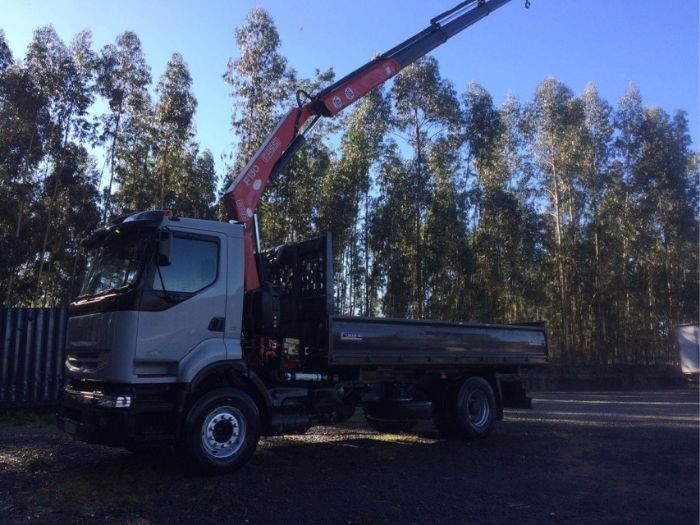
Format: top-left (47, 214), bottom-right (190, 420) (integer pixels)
top-left (79, 229), bottom-right (151, 297)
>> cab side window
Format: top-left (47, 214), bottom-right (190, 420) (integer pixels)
top-left (153, 237), bottom-right (218, 293)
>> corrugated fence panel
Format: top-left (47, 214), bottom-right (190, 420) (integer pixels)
top-left (0, 308), bottom-right (67, 409)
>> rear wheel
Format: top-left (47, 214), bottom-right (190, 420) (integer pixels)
top-left (433, 377), bottom-right (496, 439)
top-left (183, 388), bottom-right (261, 474)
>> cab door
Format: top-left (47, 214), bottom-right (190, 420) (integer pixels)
top-left (134, 229), bottom-right (227, 380)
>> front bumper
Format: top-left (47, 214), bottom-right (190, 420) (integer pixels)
top-left (58, 382), bottom-right (182, 447)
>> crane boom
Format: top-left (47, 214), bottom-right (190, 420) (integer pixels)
top-left (224, 0), bottom-right (515, 291)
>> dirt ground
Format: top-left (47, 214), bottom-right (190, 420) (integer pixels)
top-left (0, 390), bottom-right (698, 525)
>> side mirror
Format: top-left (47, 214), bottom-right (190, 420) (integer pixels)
top-left (157, 231), bottom-right (173, 266)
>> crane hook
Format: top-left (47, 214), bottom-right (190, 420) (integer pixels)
top-left (525, 0), bottom-right (531, 8)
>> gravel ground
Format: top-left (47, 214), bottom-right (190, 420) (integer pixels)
top-left (0, 390), bottom-right (697, 525)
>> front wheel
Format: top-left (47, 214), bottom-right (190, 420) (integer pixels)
top-left (183, 388), bottom-right (261, 474)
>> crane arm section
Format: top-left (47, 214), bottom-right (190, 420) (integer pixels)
top-left (223, 0), bottom-right (515, 291)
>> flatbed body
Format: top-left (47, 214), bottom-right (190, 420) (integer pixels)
top-left (329, 316), bottom-right (547, 367)
top-left (263, 232), bottom-right (547, 372)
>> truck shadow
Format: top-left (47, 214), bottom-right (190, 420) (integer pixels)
top-left (8, 410), bottom-right (697, 523)
top-left (24, 430), bottom-right (467, 519)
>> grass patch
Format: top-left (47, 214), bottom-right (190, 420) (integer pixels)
top-left (0, 411), bottom-right (56, 427)
top-left (370, 432), bottom-right (426, 443)
top-left (29, 463), bottom-right (167, 514)
top-left (26, 455), bottom-right (53, 472)
top-left (346, 410), bottom-right (366, 424)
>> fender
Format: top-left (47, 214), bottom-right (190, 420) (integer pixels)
top-left (185, 360), bottom-right (273, 420)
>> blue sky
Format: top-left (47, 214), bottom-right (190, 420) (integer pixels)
top-left (2, 0), bottom-right (698, 182)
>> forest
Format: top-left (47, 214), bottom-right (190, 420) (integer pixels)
top-left (0, 9), bottom-right (697, 364)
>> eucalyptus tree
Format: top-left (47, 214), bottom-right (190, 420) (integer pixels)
top-left (25, 28), bottom-right (96, 148)
top-left (424, 137), bottom-right (472, 320)
top-left (319, 87), bottom-right (389, 245)
top-left (96, 31), bottom-right (151, 219)
top-left (0, 29), bottom-right (12, 74)
top-left (24, 27), bottom-right (97, 298)
top-left (602, 83), bottom-right (645, 362)
top-left (459, 84), bottom-right (546, 324)
top-left (370, 143), bottom-right (415, 317)
top-left (524, 77), bottom-right (588, 361)
top-left (224, 7), bottom-right (290, 178)
top-left (32, 143), bottom-right (100, 305)
top-left (617, 98), bottom-right (698, 363)
top-left (664, 112), bottom-right (699, 336)
top-left (461, 82), bottom-right (506, 319)
top-left (223, 6), bottom-right (301, 243)
top-left (0, 61), bottom-right (52, 305)
top-left (492, 92), bottom-right (548, 324)
top-left (578, 83), bottom-right (615, 363)
top-left (319, 86), bottom-right (390, 315)
top-left (175, 148), bottom-right (218, 219)
top-left (110, 89), bottom-right (157, 214)
top-left (390, 56), bottom-right (460, 317)
top-left (461, 81), bottom-right (505, 225)
top-left (153, 52), bottom-right (197, 210)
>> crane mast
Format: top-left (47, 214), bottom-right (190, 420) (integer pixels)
top-left (223, 0), bottom-right (517, 291)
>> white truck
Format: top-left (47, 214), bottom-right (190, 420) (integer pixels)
top-left (676, 324), bottom-right (699, 385)
top-left (58, 0), bottom-right (546, 474)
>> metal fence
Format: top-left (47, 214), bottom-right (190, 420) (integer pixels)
top-left (1, 308), bottom-right (67, 409)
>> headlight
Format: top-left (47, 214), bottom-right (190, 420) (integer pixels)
top-left (96, 394), bottom-right (132, 408)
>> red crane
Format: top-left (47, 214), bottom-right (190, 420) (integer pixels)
top-left (223, 0), bottom-right (522, 291)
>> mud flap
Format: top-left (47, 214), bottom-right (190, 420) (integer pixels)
top-left (496, 373), bottom-right (532, 410)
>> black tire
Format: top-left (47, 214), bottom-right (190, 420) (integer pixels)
top-left (365, 414), bottom-right (417, 433)
top-left (433, 377), bottom-right (496, 440)
top-left (454, 377), bottom-right (496, 439)
top-left (183, 387), bottom-right (261, 474)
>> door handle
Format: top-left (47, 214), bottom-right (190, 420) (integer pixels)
top-left (208, 317), bottom-right (225, 332)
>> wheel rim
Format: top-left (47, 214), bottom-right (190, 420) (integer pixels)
top-left (201, 405), bottom-right (246, 460)
top-left (466, 390), bottom-right (490, 429)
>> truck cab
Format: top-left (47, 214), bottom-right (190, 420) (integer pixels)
top-left (64, 210), bottom-right (244, 384)
top-left (59, 211), bottom-right (251, 455)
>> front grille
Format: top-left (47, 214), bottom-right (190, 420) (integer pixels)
top-left (65, 351), bottom-right (107, 373)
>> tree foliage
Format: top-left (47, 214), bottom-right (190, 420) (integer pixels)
top-left (0, 25), bottom-right (216, 306)
top-left (96, 30), bottom-right (151, 218)
top-left (0, 11), bottom-right (696, 366)
top-left (223, 7), bottom-right (289, 177)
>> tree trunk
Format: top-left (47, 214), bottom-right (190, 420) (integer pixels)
top-left (413, 111), bottom-right (423, 318)
top-left (103, 105), bottom-right (123, 221)
top-left (37, 107), bottom-right (74, 291)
